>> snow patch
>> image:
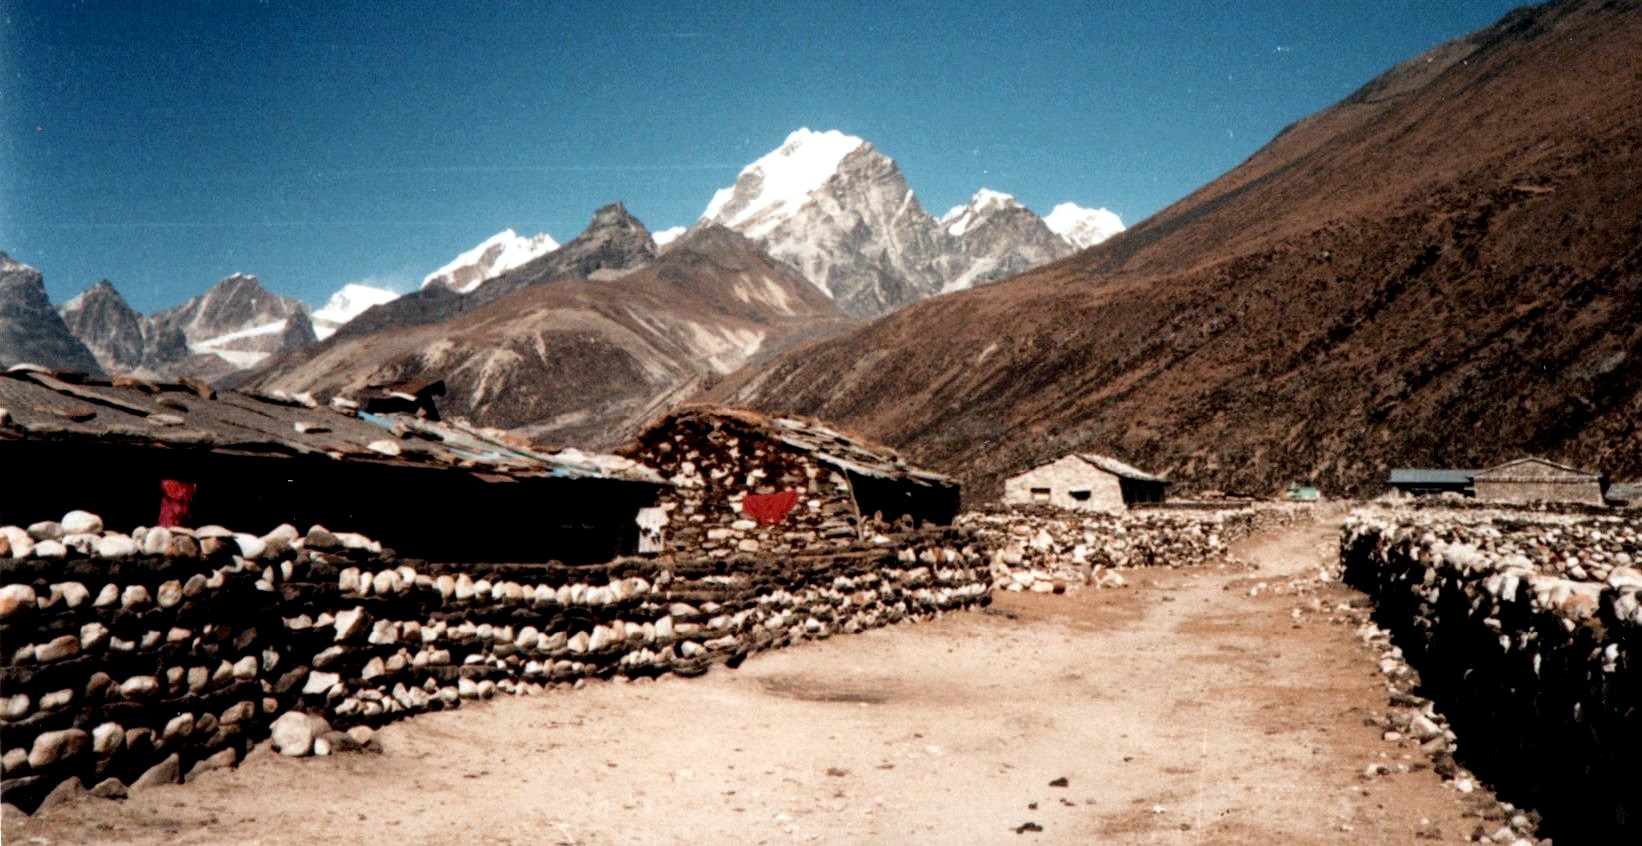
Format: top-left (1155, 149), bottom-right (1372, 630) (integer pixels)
top-left (702, 128), bottom-right (865, 237)
top-left (190, 319), bottom-right (289, 349)
top-left (940, 188), bottom-right (1022, 237)
top-left (1044, 203), bottom-right (1125, 250)
top-left (423, 229), bottom-right (559, 293)
top-left (652, 226), bottom-right (687, 247)
top-left (311, 283), bottom-right (401, 340)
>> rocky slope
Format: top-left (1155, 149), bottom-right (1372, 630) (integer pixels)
top-left (242, 225), bottom-right (853, 448)
top-left (337, 202), bottom-right (658, 339)
top-left (422, 229), bottom-right (559, 294)
top-left (0, 253), bottom-right (103, 375)
top-left (730, 0), bottom-right (1642, 500)
top-left (56, 279), bottom-right (145, 373)
top-left (701, 129), bottom-right (1121, 316)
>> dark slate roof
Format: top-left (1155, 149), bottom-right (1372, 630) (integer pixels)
top-left (1075, 453), bottom-right (1170, 484)
top-left (0, 366), bottom-right (660, 484)
top-left (1388, 468), bottom-right (1476, 485)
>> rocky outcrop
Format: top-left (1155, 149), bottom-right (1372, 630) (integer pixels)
top-left (1341, 506), bottom-right (1642, 840)
top-left (0, 254), bottom-right (102, 375)
top-left (56, 281), bottom-right (147, 374)
top-left (0, 511), bottom-right (989, 814)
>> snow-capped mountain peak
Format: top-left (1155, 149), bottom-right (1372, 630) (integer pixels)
top-left (1044, 202), bottom-right (1125, 250)
top-left (940, 188), bottom-right (1025, 237)
top-left (422, 228), bottom-right (560, 294)
top-left (702, 128), bottom-right (866, 237)
top-left (312, 283), bottom-right (401, 340)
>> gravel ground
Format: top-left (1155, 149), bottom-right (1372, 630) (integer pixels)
top-left (7, 517), bottom-right (1504, 844)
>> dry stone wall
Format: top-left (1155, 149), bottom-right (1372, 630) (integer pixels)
top-left (0, 512), bottom-right (989, 814)
top-left (964, 503), bottom-right (1316, 592)
top-left (1341, 507), bottom-right (1642, 841)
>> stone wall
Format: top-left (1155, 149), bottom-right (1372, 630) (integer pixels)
top-left (963, 502), bottom-right (1317, 592)
top-left (0, 512), bottom-right (990, 814)
top-left (1340, 507), bottom-right (1642, 840)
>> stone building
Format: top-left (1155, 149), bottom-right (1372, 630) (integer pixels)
top-left (1001, 453), bottom-right (1169, 515)
top-left (1387, 468), bottom-right (1477, 497)
top-left (0, 366), bottom-right (664, 562)
top-left (622, 406), bottom-right (960, 559)
top-left (1472, 457), bottom-right (1606, 506)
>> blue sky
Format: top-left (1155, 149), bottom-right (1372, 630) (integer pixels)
top-left (2, 0), bottom-right (1524, 313)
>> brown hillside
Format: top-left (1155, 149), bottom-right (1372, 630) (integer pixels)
top-left (732, 0), bottom-right (1642, 499)
top-left (243, 226), bottom-right (853, 448)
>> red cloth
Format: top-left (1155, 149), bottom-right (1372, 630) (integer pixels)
top-left (158, 479), bottom-right (196, 528)
top-left (741, 490), bottom-right (800, 525)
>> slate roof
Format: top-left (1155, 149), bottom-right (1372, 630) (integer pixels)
top-left (1388, 468), bottom-right (1477, 485)
top-left (1075, 453), bottom-right (1170, 484)
top-left (1472, 456), bottom-right (1601, 480)
top-left (0, 366), bottom-right (660, 484)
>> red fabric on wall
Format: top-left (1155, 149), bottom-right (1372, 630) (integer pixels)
top-left (159, 479), bottom-right (197, 528)
top-left (741, 489), bottom-right (800, 525)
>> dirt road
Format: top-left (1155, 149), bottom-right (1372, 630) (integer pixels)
top-left (10, 517), bottom-right (1503, 844)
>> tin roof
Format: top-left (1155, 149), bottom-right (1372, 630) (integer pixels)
top-left (0, 366), bottom-right (660, 484)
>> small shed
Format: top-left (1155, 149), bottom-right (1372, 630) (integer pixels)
top-left (0, 366), bottom-right (664, 563)
top-left (1001, 453), bottom-right (1169, 515)
top-left (622, 406), bottom-right (960, 559)
top-left (1387, 468), bottom-right (1476, 497)
top-left (1472, 457), bottom-right (1606, 506)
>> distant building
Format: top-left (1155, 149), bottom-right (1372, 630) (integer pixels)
top-left (0, 366), bottom-right (664, 563)
top-left (1286, 483), bottom-right (1321, 502)
top-left (1387, 468), bottom-right (1476, 498)
top-left (1002, 454), bottom-right (1169, 515)
top-left (623, 406), bottom-right (960, 559)
top-left (1472, 457), bottom-right (1605, 506)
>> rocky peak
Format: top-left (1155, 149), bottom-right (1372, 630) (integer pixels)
top-left (941, 193), bottom-right (1074, 293)
top-left (488, 201), bottom-right (656, 291)
top-left (0, 254), bottom-right (104, 374)
top-left (58, 279), bottom-right (148, 373)
top-left (940, 189), bottom-right (1026, 238)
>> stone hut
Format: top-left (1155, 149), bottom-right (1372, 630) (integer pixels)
top-left (622, 406), bottom-right (960, 559)
top-left (1001, 453), bottom-right (1169, 515)
top-left (0, 366), bottom-right (664, 562)
top-left (1472, 457), bottom-right (1606, 506)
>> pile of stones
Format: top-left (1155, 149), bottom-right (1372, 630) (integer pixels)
top-left (1342, 506), bottom-right (1641, 841)
top-left (1, 511), bottom-right (990, 814)
top-left (963, 504), bottom-right (1313, 593)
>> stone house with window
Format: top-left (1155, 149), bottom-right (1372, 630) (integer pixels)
top-left (1001, 453), bottom-right (1169, 514)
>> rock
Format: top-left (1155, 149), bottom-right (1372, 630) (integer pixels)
top-left (39, 688), bottom-right (73, 710)
top-left (36, 775), bottom-right (87, 811)
top-left (234, 533), bottom-right (267, 560)
top-left (305, 525), bottom-right (339, 549)
top-left (34, 634), bottom-right (80, 663)
top-left (333, 606), bottom-right (371, 641)
top-left (130, 754), bottom-right (180, 791)
top-left (219, 701), bottom-right (256, 726)
top-left (346, 725), bottom-right (376, 746)
top-left (120, 584), bottom-right (152, 608)
top-left (162, 713), bottom-right (195, 742)
top-left (2, 747), bottom-right (26, 774)
top-left (167, 534), bottom-right (199, 558)
top-left (92, 582), bottom-right (120, 607)
top-left (233, 654), bottom-right (259, 679)
top-left (27, 520), bottom-right (63, 540)
top-left (89, 777), bottom-right (128, 799)
top-left (28, 728), bottom-right (90, 769)
top-left (96, 534), bottom-right (139, 558)
top-left (302, 670), bottom-right (341, 696)
top-left (269, 711), bottom-right (323, 756)
top-left (92, 722), bottom-right (124, 756)
top-left (56, 581), bottom-right (89, 608)
top-left (185, 748), bottom-right (238, 781)
top-left (119, 675), bottom-right (160, 699)
top-left (0, 584), bottom-right (35, 618)
top-left (33, 539), bottom-right (65, 558)
top-left (360, 656), bottom-right (386, 681)
top-left (2, 693), bottom-right (28, 720)
top-left (61, 510), bottom-right (103, 534)
top-left (142, 526), bottom-right (172, 555)
top-left (156, 579), bottom-right (184, 608)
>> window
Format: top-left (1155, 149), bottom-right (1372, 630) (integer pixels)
top-left (1031, 487), bottom-right (1051, 503)
top-left (1070, 490), bottom-right (1091, 501)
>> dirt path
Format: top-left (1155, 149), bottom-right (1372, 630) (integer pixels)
top-left (11, 517), bottom-right (1501, 844)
